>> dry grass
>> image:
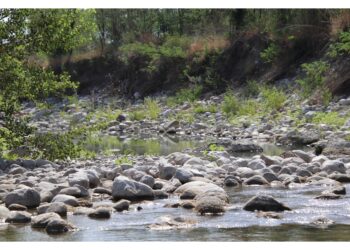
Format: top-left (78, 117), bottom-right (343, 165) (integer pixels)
top-left (188, 35), bottom-right (229, 56)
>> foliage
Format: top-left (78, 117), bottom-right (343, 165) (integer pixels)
top-left (194, 104), bottom-right (217, 114)
top-left (238, 99), bottom-right (260, 116)
top-left (260, 43), bottom-right (280, 63)
top-left (172, 85), bottom-right (203, 104)
top-left (129, 110), bottom-right (147, 121)
top-left (144, 98), bottom-right (161, 120)
top-left (261, 86), bottom-right (286, 111)
top-left (208, 144), bottom-right (225, 152)
top-left (115, 156), bottom-right (133, 165)
top-left (328, 31), bottom-right (350, 57)
top-left (296, 61), bottom-right (329, 98)
top-left (222, 89), bottom-right (240, 116)
top-left (243, 80), bottom-right (260, 97)
top-left (312, 112), bottom-right (347, 127)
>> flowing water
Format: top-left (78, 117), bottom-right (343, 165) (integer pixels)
top-left (2, 184), bottom-right (350, 241)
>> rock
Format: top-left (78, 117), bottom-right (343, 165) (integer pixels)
top-left (5, 211), bottom-right (31, 223)
top-left (321, 160), bottom-right (346, 174)
top-left (326, 186), bottom-right (346, 195)
top-left (159, 165), bottom-right (176, 180)
top-left (243, 195), bottom-right (291, 212)
top-left (278, 130), bottom-right (319, 146)
top-left (68, 171), bottom-right (89, 189)
top-left (140, 175), bottom-right (155, 188)
top-left (154, 190), bottom-right (169, 199)
top-left (117, 113), bottom-right (128, 122)
top-left (224, 176), bottom-right (240, 187)
top-left (292, 150), bottom-right (314, 163)
top-left (45, 218), bottom-right (74, 234)
top-left (328, 173), bottom-right (350, 183)
top-left (73, 207), bottom-right (95, 215)
top-left (86, 170), bottom-right (100, 188)
top-left (180, 200), bottom-right (195, 209)
top-left (46, 202), bottom-right (68, 217)
top-left (31, 213), bottom-right (61, 228)
top-left (5, 188), bottom-right (41, 208)
top-left (0, 206), bottom-right (10, 219)
top-left (175, 181), bottom-right (228, 203)
top-left (112, 176), bottom-right (154, 201)
top-left (51, 194), bottom-right (79, 207)
top-left (296, 169), bottom-right (313, 177)
top-left (260, 155), bottom-right (281, 166)
top-left (195, 196), bottom-right (225, 215)
top-left (315, 193), bottom-right (341, 200)
top-left (173, 169), bottom-right (194, 184)
top-left (262, 172), bottom-right (279, 183)
top-left (164, 120), bottom-right (180, 133)
top-left (8, 204), bottom-right (27, 211)
top-left (166, 152), bottom-right (192, 165)
top-left (225, 142), bottom-right (263, 153)
top-left (235, 167), bottom-right (256, 178)
top-left (247, 159), bottom-right (266, 170)
top-left (310, 217), bottom-right (334, 228)
top-left (59, 186), bottom-right (89, 198)
top-left (8, 166), bottom-right (27, 175)
top-left (113, 199), bottom-right (130, 212)
top-left (93, 187), bottom-right (112, 195)
top-left (88, 207), bottom-right (111, 219)
top-left (148, 215), bottom-right (196, 230)
top-left (243, 175), bottom-right (269, 185)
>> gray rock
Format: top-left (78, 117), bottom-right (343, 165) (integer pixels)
top-left (31, 213), bottom-right (61, 228)
top-left (45, 218), bottom-right (74, 234)
top-left (159, 165), bottom-right (176, 180)
top-left (86, 170), bottom-right (100, 188)
top-left (244, 175), bottom-right (269, 185)
top-left (174, 169), bottom-right (194, 184)
top-left (88, 207), bottom-right (111, 219)
top-left (0, 206), bottom-right (10, 219)
top-left (5, 188), bottom-right (41, 208)
top-left (68, 172), bottom-right (89, 189)
top-left (195, 196), bottom-right (225, 215)
top-left (51, 194), bottom-right (79, 207)
top-left (112, 176), bottom-right (154, 201)
top-left (8, 204), bottom-right (27, 211)
top-left (59, 186), bottom-right (89, 198)
top-left (46, 202), bottom-right (68, 217)
top-left (166, 152), bottom-right (192, 165)
top-left (321, 160), bottom-right (346, 174)
top-left (113, 199), bottom-right (130, 212)
top-left (154, 190), bottom-right (169, 199)
top-left (93, 187), bottom-right (112, 195)
top-left (5, 211), bottom-right (31, 223)
top-left (140, 175), bottom-right (155, 188)
top-left (224, 176), bottom-right (240, 187)
top-left (243, 195), bottom-right (291, 212)
top-left (247, 159), bottom-right (266, 170)
top-left (262, 172), bottom-right (279, 183)
top-left (8, 166), bottom-right (27, 175)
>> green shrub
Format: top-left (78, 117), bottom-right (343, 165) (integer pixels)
top-left (194, 104), bottom-right (217, 114)
top-left (238, 99), bottom-right (260, 116)
top-left (328, 31), bottom-right (350, 57)
top-left (296, 61), bottom-right (329, 98)
top-left (129, 110), bottom-right (146, 121)
top-left (222, 90), bottom-right (240, 116)
top-left (115, 156), bottom-right (133, 165)
top-left (175, 85), bottom-right (203, 104)
top-left (144, 97), bottom-right (161, 120)
top-left (260, 43), bottom-right (280, 63)
top-left (312, 112), bottom-right (347, 127)
top-left (261, 86), bottom-right (286, 111)
top-left (243, 80), bottom-right (260, 97)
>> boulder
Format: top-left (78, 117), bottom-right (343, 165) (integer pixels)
top-left (8, 204), bottom-right (27, 211)
top-left (195, 196), bottom-right (225, 215)
top-left (243, 195), bottom-right (291, 212)
top-left (112, 176), bottom-right (154, 201)
top-left (321, 160), bottom-right (346, 174)
top-left (51, 194), bottom-right (79, 207)
top-left (174, 169), bottom-right (194, 184)
top-left (243, 175), bottom-right (269, 185)
top-left (113, 199), bottom-right (130, 212)
top-left (93, 187), bottom-right (112, 195)
top-left (140, 175), bottom-right (155, 188)
top-left (68, 172), bottom-right (89, 189)
top-left (5, 188), bottom-right (41, 208)
top-left (59, 186), bottom-right (89, 198)
top-left (224, 176), bottom-right (240, 187)
top-left (166, 152), bottom-right (192, 165)
top-left (88, 207), bottom-right (111, 219)
top-left (159, 165), bottom-right (176, 180)
top-left (45, 218), bottom-right (75, 234)
top-left (0, 206), bottom-right (10, 219)
top-left (5, 211), bottom-right (31, 223)
top-left (31, 213), bottom-right (61, 228)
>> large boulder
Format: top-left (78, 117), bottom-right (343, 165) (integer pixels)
top-left (243, 195), bottom-right (291, 212)
top-left (243, 175), bottom-right (269, 185)
top-left (195, 196), bottom-right (226, 215)
top-left (173, 169), bottom-right (194, 184)
top-left (38, 202), bottom-right (67, 217)
top-left (51, 194), bottom-right (79, 207)
top-left (88, 207), bottom-right (111, 219)
top-left (5, 211), bottom-right (32, 223)
top-left (159, 165), bottom-right (176, 180)
top-left (45, 218), bottom-right (75, 234)
top-left (31, 213), bottom-right (61, 228)
top-left (68, 172), bottom-right (89, 189)
top-left (113, 199), bottom-right (130, 212)
top-left (112, 176), bottom-right (154, 201)
top-left (175, 181), bottom-right (228, 203)
top-left (59, 186), bottom-right (89, 198)
top-left (5, 188), bottom-right (41, 208)
top-left (166, 152), bottom-right (192, 165)
top-left (321, 160), bottom-right (346, 174)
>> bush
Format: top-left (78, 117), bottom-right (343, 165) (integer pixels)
top-left (174, 85), bottom-right (203, 104)
top-left (222, 90), bottom-right (240, 116)
top-left (296, 61), bottom-right (329, 98)
top-left (129, 110), bottom-right (146, 121)
top-left (312, 111), bottom-right (347, 127)
top-left (243, 80), bottom-right (260, 97)
top-left (238, 99), bottom-right (260, 116)
top-left (260, 43), bottom-right (280, 63)
top-left (144, 98), bottom-right (161, 120)
top-left (328, 31), bottom-right (350, 57)
top-left (261, 86), bottom-right (286, 111)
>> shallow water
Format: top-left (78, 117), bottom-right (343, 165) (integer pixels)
top-left (2, 184), bottom-right (350, 241)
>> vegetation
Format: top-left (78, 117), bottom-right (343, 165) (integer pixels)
top-left (144, 98), bottom-right (161, 120)
top-left (312, 112), bottom-right (347, 127)
top-left (328, 31), bottom-right (350, 57)
top-left (261, 86), bottom-right (287, 111)
top-left (260, 43), bottom-right (280, 63)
